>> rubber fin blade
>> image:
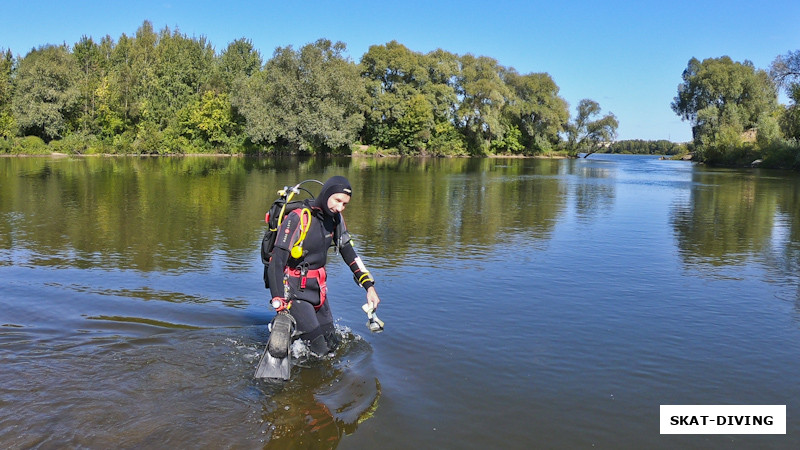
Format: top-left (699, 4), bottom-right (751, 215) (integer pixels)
top-left (255, 346), bottom-right (291, 380)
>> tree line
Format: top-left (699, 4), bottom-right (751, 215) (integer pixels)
top-left (605, 139), bottom-right (685, 156)
top-left (672, 54), bottom-right (800, 169)
top-left (580, 53), bottom-right (800, 168)
top-left (2, 21), bottom-right (799, 169)
top-left (0, 21), bottom-right (617, 157)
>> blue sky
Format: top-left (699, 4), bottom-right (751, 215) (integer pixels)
top-left (2, 0), bottom-right (798, 142)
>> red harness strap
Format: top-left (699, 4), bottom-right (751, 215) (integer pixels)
top-left (285, 266), bottom-right (328, 309)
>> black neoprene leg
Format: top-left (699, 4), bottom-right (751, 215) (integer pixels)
top-left (290, 300), bottom-right (336, 355)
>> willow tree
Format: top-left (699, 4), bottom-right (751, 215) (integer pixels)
top-left (456, 54), bottom-right (512, 154)
top-left (503, 70), bottom-right (569, 154)
top-left (565, 99), bottom-right (618, 157)
top-left (360, 42), bottom-right (461, 154)
top-left (12, 44), bottom-right (80, 141)
top-left (672, 56), bottom-right (777, 156)
top-left (233, 39), bottom-right (367, 153)
top-left (361, 41), bottom-right (433, 152)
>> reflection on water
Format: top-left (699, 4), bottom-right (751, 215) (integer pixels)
top-left (670, 167), bottom-right (800, 273)
top-left (260, 335), bottom-right (381, 448)
top-left (2, 155), bottom-right (800, 448)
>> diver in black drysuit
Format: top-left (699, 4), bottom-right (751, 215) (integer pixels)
top-left (266, 176), bottom-right (381, 357)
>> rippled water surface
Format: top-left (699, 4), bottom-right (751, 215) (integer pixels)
top-left (1, 155), bottom-right (799, 449)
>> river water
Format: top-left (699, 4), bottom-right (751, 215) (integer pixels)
top-left (1, 154), bottom-right (798, 449)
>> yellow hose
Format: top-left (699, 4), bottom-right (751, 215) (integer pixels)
top-left (290, 207), bottom-right (312, 258)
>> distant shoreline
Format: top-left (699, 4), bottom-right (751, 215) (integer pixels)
top-left (1, 151), bottom-right (572, 159)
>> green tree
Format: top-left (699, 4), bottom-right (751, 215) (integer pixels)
top-left (0, 48), bottom-right (16, 139)
top-left (128, 21), bottom-right (159, 126)
top-left (360, 42), bottom-right (460, 154)
top-left (103, 21), bottom-right (219, 152)
top-left (94, 72), bottom-right (126, 139)
top-left (218, 38), bottom-right (262, 92)
top-left (361, 41), bottom-right (442, 152)
top-left (175, 91), bottom-right (240, 151)
top-left (565, 99), bottom-right (618, 157)
top-left (152, 26), bottom-right (216, 128)
top-left (770, 50), bottom-right (800, 140)
top-left (422, 49), bottom-right (463, 154)
top-left (72, 35), bottom-right (115, 136)
top-left (422, 48), bottom-right (460, 124)
top-left (391, 93), bottom-right (435, 151)
top-left (456, 54), bottom-right (512, 154)
top-left (233, 39), bottom-right (366, 153)
top-left (672, 56), bottom-right (777, 152)
top-left (503, 70), bottom-right (569, 154)
top-left (770, 50), bottom-right (800, 99)
top-left (106, 32), bottom-right (134, 132)
top-left (488, 119), bottom-right (525, 153)
top-left (104, 22), bottom-right (157, 132)
top-left (361, 41), bottom-right (426, 151)
top-left (12, 44), bottom-right (80, 141)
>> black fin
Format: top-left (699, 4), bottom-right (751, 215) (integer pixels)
top-left (254, 313), bottom-right (294, 380)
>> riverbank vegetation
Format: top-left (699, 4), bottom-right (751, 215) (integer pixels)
top-left (0, 21), bottom-right (616, 158)
top-left (1, 21), bottom-right (799, 170)
top-left (604, 139), bottom-right (688, 156)
top-left (672, 54), bottom-right (800, 170)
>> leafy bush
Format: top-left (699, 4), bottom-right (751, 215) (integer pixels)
top-left (761, 139), bottom-right (800, 169)
top-left (13, 136), bottom-right (49, 154)
top-left (132, 122), bottom-right (165, 154)
top-left (48, 132), bottom-right (101, 154)
top-left (427, 122), bottom-right (467, 156)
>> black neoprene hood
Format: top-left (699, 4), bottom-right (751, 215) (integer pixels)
top-left (315, 176), bottom-right (352, 216)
